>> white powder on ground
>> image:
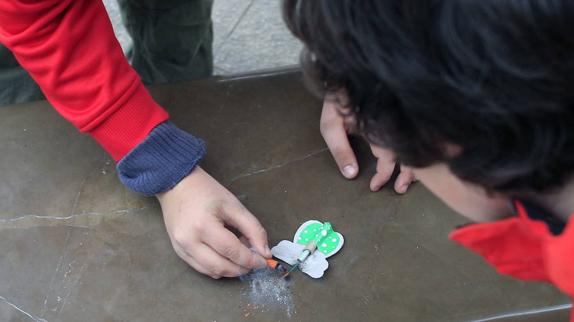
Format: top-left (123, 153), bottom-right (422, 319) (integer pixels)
top-left (240, 268), bottom-right (294, 318)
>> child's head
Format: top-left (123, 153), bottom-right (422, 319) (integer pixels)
top-left (283, 0), bottom-right (574, 221)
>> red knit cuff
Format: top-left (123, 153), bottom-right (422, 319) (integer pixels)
top-left (89, 83), bottom-right (169, 161)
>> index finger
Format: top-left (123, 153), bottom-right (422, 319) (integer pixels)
top-left (222, 202), bottom-right (272, 258)
top-left (202, 224), bottom-right (267, 270)
top-left (369, 144), bottom-right (396, 191)
top-left (321, 105), bottom-right (359, 179)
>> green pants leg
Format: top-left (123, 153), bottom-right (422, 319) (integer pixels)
top-left (0, 0), bottom-right (213, 106)
top-left (117, 0), bottom-right (214, 85)
top-left (0, 44), bottom-right (44, 107)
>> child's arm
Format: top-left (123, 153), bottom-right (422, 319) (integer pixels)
top-left (0, 0), bottom-right (270, 277)
top-left (0, 0), bottom-right (166, 160)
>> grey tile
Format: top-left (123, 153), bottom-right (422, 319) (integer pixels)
top-left (213, 0), bottom-right (302, 74)
top-left (102, 0), bottom-right (299, 74)
top-left (0, 72), bottom-right (570, 322)
top-left (212, 0), bottom-right (255, 54)
top-left (102, 0), bottom-right (132, 54)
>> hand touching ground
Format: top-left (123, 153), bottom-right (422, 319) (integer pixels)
top-left (157, 167), bottom-right (271, 279)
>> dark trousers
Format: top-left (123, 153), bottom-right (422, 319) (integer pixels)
top-left (0, 0), bottom-right (213, 106)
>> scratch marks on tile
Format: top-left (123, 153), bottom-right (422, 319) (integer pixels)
top-left (39, 229), bottom-right (90, 320)
top-left (53, 256), bottom-right (88, 319)
top-left (68, 174), bottom-right (89, 218)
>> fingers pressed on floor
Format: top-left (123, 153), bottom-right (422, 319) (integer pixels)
top-left (322, 127), bottom-right (358, 179)
top-left (394, 165), bottom-right (416, 194)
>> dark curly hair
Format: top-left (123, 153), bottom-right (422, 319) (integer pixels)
top-left (283, 0), bottom-right (574, 194)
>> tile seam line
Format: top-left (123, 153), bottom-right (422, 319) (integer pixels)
top-left (469, 303), bottom-right (572, 322)
top-left (0, 295), bottom-right (47, 322)
top-left (0, 208), bottom-right (146, 224)
top-left (229, 147), bottom-right (328, 182)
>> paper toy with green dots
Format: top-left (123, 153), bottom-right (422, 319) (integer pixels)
top-left (271, 220), bottom-right (344, 278)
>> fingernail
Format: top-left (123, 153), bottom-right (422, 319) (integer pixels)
top-left (255, 255), bottom-right (267, 268)
top-left (239, 268), bottom-right (250, 276)
top-left (397, 185), bottom-right (408, 194)
top-left (342, 165), bottom-right (357, 178)
top-left (265, 245), bottom-right (272, 257)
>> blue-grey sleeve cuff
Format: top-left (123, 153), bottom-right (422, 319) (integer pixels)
top-left (117, 121), bottom-right (206, 195)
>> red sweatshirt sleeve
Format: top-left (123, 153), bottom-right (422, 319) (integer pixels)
top-left (450, 203), bottom-right (574, 321)
top-left (0, 0), bottom-right (169, 161)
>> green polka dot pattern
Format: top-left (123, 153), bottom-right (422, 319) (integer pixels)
top-left (295, 221), bottom-right (342, 257)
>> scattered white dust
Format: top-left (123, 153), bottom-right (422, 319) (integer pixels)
top-left (240, 268), bottom-right (294, 318)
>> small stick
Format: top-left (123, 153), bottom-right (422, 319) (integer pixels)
top-left (282, 241), bottom-right (317, 278)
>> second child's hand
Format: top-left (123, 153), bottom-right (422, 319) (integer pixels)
top-left (321, 91), bottom-right (416, 193)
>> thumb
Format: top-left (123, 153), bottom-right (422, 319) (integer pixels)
top-left (224, 203), bottom-right (272, 258)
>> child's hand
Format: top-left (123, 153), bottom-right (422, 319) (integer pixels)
top-left (156, 167), bottom-right (271, 279)
top-left (321, 91), bottom-right (416, 193)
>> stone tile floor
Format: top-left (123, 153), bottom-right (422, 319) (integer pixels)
top-left (0, 71), bottom-right (570, 322)
top-left (103, 0), bottom-right (302, 75)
